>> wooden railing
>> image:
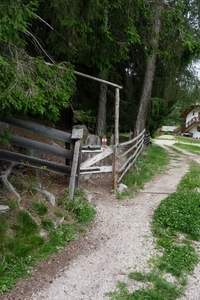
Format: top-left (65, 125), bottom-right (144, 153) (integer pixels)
top-left (117, 129), bottom-right (147, 184)
top-left (80, 130), bottom-right (150, 186)
top-left (0, 117), bottom-right (83, 199)
top-left (185, 117), bottom-right (200, 129)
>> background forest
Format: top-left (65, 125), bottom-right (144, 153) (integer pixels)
top-left (1, 0), bottom-right (200, 136)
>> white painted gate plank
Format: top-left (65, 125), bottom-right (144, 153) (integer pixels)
top-left (80, 147), bottom-right (113, 168)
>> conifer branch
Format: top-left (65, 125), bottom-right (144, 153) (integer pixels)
top-left (24, 29), bottom-right (55, 63)
top-left (25, 7), bottom-right (73, 48)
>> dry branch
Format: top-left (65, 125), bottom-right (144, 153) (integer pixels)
top-left (35, 187), bottom-right (56, 206)
top-left (0, 162), bottom-right (21, 202)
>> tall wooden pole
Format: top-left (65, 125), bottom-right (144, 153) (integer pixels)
top-left (113, 87), bottom-right (120, 189)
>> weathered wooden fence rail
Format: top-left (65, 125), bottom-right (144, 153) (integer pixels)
top-left (0, 117), bottom-right (83, 199)
top-left (80, 130), bottom-right (150, 186)
top-left (80, 134), bottom-right (113, 178)
top-left (0, 117), bottom-right (150, 195)
top-left (117, 129), bottom-right (145, 183)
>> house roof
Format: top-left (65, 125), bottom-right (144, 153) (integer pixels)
top-left (181, 103), bottom-right (200, 118)
top-left (161, 126), bottom-right (179, 132)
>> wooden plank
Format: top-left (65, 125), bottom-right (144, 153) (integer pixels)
top-left (119, 129), bottom-right (145, 147)
top-left (82, 146), bottom-right (102, 151)
top-left (113, 87), bottom-right (120, 189)
top-left (3, 117), bottom-right (72, 144)
top-left (118, 145), bottom-right (143, 183)
top-left (68, 140), bottom-right (81, 200)
top-left (0, 150), bottom-right (71, 175)
top-left (3, 134), bottom-right (73, 160)
top-left (74, 70), bottom-right (123, 89)
top-left (80, 147), bottom-right (113, 168)
top-left (44, 62), bottom-right (123, 89)
top-left (80, 165), bottom-right (112, 174)
top-left (76, 145), bottom-right (82, 189)
top-left (118, 141), bottom-right (143, 174)
top-left (118, 137), bottom-right (142, 159)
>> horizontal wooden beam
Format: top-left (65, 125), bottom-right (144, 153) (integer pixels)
top-left (3, 117), bottom-right (72, 144)
top-left (80, 165), bottom-right (112, 174)
top-left (3, 134), bottom-right (73, 160)
top-left (74, 71), bottom-right (123, 89)
top-left (0, 150), bottom-right (71, 175)
top-left (81, 146), bottom-right (102, 151)
top-left (44, 62), bottom-right (123, 89)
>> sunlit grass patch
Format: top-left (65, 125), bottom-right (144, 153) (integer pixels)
top-left (107, 156), bottom-right (200, 299)
top-left (153, 191), bottom-right (200, 241)
top-left (121, 144), bottom-right (170, 196)
top-left (174, 142), bottom-right (200, 154)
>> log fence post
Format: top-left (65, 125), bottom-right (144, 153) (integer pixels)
top-left (113, 87), bottom-right (120, 189)
top-left (68, 128), bottom-right (83, 200)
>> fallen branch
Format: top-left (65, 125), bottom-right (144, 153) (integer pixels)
top-left (0, 163), bottom-right (40, 225)
top-left (0, 162), bottom-right (21, 202)
top-left (35, 187), bottom-right (56, 206)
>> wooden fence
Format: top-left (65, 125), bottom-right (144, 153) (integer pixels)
top-left (0, 118), bottom-right (150, 195)
top-left (117, 129), bottom-right (147, 183)
top-left (80, 134), bottom-right (113, 179)
top-left (0, 117), bottom-right (83, 200)
top-left (80, 130), bottom-right (150, 185)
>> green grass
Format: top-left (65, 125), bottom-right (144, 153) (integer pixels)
top-left (119, 133), bottom-right (130, 138)
top-left (174, 142), bottom-right (200, 154)
top-left (29, 200), bottom-right (48, 216)
top-left (153, 191), bottom-right (200, 241)
top-left (62, 189), bottom-right (96, 224)
top-left (175, 136), bottom-right (200, 144)
top-left (120, 144), bottom-right (169, 197)
top-left (107, 150), bottom-right (200, 299)
top-left (173, 136), bottom-right (200, 154)
top-left (177, 162), bottom-right (200, 191)
top-left (106, 277), bottom-right (182, 300)
top-left (0, 189), bottom-right (95, 294)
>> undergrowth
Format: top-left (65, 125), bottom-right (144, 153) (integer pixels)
top-left (0, 189), bottom-right (95, 293)
top-left (107, 152), bottom-right (200, 299)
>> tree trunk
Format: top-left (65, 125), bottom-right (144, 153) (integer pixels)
top-left (135, 1), bottom-right (163, 135)
top-left (96, 71), bottom-right (108, 136)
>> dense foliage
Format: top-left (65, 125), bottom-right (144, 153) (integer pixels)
top-left (1, 0), bottom-right (200, 132)
top-left (0, 0), bottom-right (75, 121)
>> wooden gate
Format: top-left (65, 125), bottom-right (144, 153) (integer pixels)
top-left (80, 130), bottom-right (150, 185)
top-left (80, 134), bottom-right (113, 179)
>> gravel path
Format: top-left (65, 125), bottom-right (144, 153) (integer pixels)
top-left (29, 142), bottom-right (198, 300)
top-left (2, 140), bottom-right (200, 300)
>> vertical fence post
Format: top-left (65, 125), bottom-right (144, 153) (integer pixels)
top-left (113, 87), bottom-right (120, 189)
top-left (69, 128), bottom-right (83, 200)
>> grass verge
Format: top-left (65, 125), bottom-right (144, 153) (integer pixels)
top-left (107, 152), bottom-right (200, 299)
top-left (175, 136), bottom-right (200, 145)
top-left (0, 189), bottom-right (95, 294)
top-left (174, 142), bottom-right (200, 154)
top-left (119, 143), bottom-right (170, 198)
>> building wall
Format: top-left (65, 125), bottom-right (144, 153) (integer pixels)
top-left (185, 107), bottom-right (200, 138)
top-left (186, 109), bottom-right (200, 123)
top-left (189, 126), bottom-right (200, 138)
